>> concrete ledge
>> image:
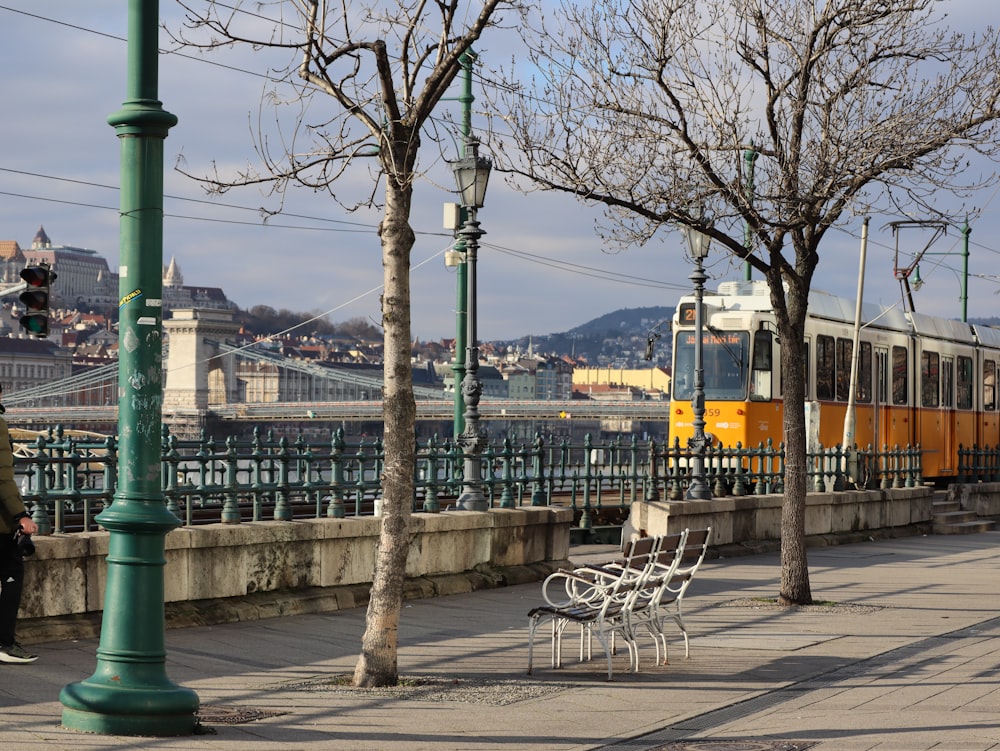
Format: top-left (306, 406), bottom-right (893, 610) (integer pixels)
top-left (19, 506), bottom-right (574, 632)
top-left (16, 488), bottom-right (948, 643)
top-left (629, 486), bottom-right (934, 545)
top-left (18, 559), bottom-right (572, 646)
top-left (951, 481), bottom-right (1000, 518)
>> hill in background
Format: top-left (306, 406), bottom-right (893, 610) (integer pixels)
top-left (499, 306), bottom-right (675, 368)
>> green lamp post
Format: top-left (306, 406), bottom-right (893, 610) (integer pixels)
top-left (450, 50), bottom-right (476, 441)
top-left (60, 0), bottom-right (199, 735)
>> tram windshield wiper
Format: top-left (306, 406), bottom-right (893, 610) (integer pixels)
top-left (706, 324), bottom-right (745, 369)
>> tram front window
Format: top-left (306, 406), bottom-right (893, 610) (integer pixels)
top-left (673, 330), bottom-right (749, 401)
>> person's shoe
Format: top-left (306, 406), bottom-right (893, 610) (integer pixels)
top-left (0, 642), bottom-right (38, 664)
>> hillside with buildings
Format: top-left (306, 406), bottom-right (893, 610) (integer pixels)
top-left (0, 225), bottom-right (673, 403)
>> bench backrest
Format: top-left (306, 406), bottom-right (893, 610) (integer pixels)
top-left (669, 527), bottom-right (711, 587)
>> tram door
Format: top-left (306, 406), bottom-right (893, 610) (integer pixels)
top-left (874, 347), bottom-right (891, 450)
top-left (940, 356), bottom-right (956, 473)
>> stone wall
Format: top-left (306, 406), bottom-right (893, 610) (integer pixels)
top-left (15, 487), bottom-right (944, 641)
top-left (628, 486), bottom-right (934, 550)
top-left (950, 482), bottom-right (1000, 518)
top-left (19, 507), bottom-right (574, 624)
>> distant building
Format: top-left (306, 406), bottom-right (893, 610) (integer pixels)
top-left (0, 240), bottom-right (26, 285)
top-left (503, 363), bottom-right (535, 400)
top-left (0, 227), bottom-right (236, 315)
top-left (162, 256), bottom-right (235, 313)
top-left (0, 337), bottom-right (73, 396)
top-left (535, 357), bottom-right (574, 400)
top-left (573, 366), bottom-right (670, 399)
top-left (21, 226), bottom-right (117, 311)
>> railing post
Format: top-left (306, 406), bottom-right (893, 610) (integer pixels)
top-left (221, 435), bottom-right (241, 524)
top-left (274, 436), bottom-right (292, 521)
top-left (499, 437), bottom-right (516, 508)
top-left (732, 442), bottom-right (747, 496)
top-left (99, 435), bottom-right (117, 526)
top-left (621, 434), bottom-right (634, 506)
top-left (422, 436), bottom-right (440, 513)
top-left (776, 442), bottom-right (786, 494)
top-left (811, 444), bottom-right (824, 492)
top-left (30, 435), bottom-right (51, 535)
top-left (328, 428), bottom-right (346, 518)
top-left (710, 441), bottom-right (728, 497)
top-left (251, 428), bottom-right (264, 522)
top-left (302, 443), bottom-right (318, 517)
top-left (753, 442), bottom-right (766, 495)
top-left (582, 434), bottom-right (594, 524)
top-left (531, 433), bottom-right (546, 506)
top-left (51, 425), bottom-right (67, 494)
top-left (644, 437), bottom-right (660, 502)
top-left (904, 444), bottom-right (917, 487)
top-left (163, 433), bottom-right (181, 520)
top-left (482, 441), bottom-right (496, 509)
top-left (667, 437), bottom-right (683, 501)
top-left (63, 447), bottom-right (81, 535)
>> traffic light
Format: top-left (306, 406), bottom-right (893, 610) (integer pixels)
top-left (19, 263), bottom-right (55, 338)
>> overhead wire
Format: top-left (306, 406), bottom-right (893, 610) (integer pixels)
top-left (4, 2), bottom-right (1000, 310)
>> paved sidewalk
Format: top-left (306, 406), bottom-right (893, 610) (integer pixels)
top-left (3, 532), bottom-right (1000, 750)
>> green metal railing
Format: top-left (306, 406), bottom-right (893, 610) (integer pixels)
top-left (13, 426), bottom-right (923, 534)
top-left (956, 443), bottom-right (1000, 483)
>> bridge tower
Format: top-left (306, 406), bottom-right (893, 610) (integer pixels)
top-left (163, 308), bottom-right (241, 415)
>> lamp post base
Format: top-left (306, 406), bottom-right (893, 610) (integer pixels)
top-left (61, 683), bottom-right (199, 736)
top-left (685, 483), bottom-right (713, 500)
top-left (457, 492), bottom-right (489, 511)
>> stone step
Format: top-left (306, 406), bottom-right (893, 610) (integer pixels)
top-left (933, 510), bottom-right (980, 525)
top-left (933, 519), bottom-right (997, 535)
top-left (932, 500), bottom-right (962, 514)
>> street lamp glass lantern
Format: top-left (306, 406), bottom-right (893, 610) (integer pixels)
top-left (683, 223), bottom-right (711, 260)
top-left (453, 137), bottom-right (492, 209)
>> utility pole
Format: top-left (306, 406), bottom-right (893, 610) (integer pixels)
top-left (742, 143), bottom-right (758, 282)
top-left (843, 217), bottom-right (870, 469)
top-left (61, 0), bottom-right (199, 735)
top-left (961, 220), bottom-right (970, 323)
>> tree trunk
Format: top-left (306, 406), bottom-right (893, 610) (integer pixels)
top-left (774, 277), bottom-right (813, 606)
top-left (353, 144), bottom-right (418, 687)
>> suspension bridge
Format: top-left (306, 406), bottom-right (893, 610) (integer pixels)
top-left (0, 309), bottom-right (668, 431)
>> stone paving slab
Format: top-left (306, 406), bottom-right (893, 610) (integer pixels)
top-left (2, 533), bottom-right (1000, 750)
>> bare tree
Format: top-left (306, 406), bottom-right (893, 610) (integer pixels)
top-left (170, 0), bottom-right (515, 686)
top-left (493, 0), bottom-right (1000, 603)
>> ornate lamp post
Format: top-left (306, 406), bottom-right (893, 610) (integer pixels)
top-left (682, 222), bottom-right (713, 500)
top-left (60, 0), bottom-right (198, 735)
top-left (452, 136), bottom-right (491, 511)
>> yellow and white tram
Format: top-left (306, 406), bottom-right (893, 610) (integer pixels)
top-left (668, 280), bottom-right (1000, 481)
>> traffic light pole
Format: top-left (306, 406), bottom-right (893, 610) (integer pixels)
top-left (60, 0), bottom-right (199, 736)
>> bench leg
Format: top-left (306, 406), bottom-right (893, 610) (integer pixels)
top-left (670, 610), bottom-right (690, 658)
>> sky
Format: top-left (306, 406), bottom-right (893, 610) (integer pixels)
top-left (2, 2), bottom-right (999, 343)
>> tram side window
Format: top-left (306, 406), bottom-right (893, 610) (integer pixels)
top-left (985, 360), bottom-right (997, 411)
top-left (801, 341), bottom-right (807, 399)
top-left (941, 358), bottom-right (954, 409)
top-left (835, 338), bottom-right (852, 402)
top-left (892, 346), bottom-right (908, 405)
top-left (857, 342), bottom-right (872, 403)
top-left (921, 350), bottom-right (939, 408)
top-left (816, 335), bottom-right (835, 400)
top-left (751, 329), bottom-right (773, 401)
top-left (957, 356), bottom-right (973, 410)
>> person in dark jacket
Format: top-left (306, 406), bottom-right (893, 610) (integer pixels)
top-left (0, 388), bottom-right (38, 664)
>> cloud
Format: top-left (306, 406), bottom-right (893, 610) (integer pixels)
top-left (1, 0), bottom-right (997, 348)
